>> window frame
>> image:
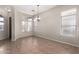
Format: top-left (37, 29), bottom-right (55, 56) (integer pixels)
top-left (61, 9), bottom-right (77, 37)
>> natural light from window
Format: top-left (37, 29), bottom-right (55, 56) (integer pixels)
top-left (0, 17), bottom-right (4, 31)
top-left (61, 8), bottom-right (76, 37)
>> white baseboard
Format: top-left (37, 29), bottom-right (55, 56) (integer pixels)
top-left (15, 35), bottom-right (32, 41)
top-left (0, 37), bottom-right (8, 40)
top-left (11, 38), bottom-right (16, 41)
top-left (50, 38), bottom-right (79, 47)
top-left (35, 33), bottom-right (79, 48)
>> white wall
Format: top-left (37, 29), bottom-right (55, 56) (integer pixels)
top-left (14, 9), bottom-right (32, 40)
top-left (35, 5), bottom-right (79, 47)
top-left (0, 8), bottom-right (9, 40)
top-left (0, 6), bottom-right (32, 41)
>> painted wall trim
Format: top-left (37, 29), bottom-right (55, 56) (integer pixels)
top-left (35, 33), bottom-right (79, 48)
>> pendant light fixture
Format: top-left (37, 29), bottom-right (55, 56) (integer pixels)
top-left (36, 5), bottom-right (40, 22)
top-left (28, 5), bottom-right (40, 22)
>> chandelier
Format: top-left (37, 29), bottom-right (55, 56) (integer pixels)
top-left (32, 5), bottom-right (40, 22)
top-left (35, 5), bottom-right (40, 22)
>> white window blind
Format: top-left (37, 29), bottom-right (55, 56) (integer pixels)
top-left (61, 8), bottom-right (76, 36)
top-left (22, 18), bottom-right (32, 32)
top-left (0, 17), bottom-right (4, 31)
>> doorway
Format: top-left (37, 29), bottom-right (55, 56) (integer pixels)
top-left (9, 17), bottom-right (12, 40)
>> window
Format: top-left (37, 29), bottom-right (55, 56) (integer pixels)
top-left (34, 18), bottom-right (38, 26)
top-left (0, 16), bottom-right (4, 31)
top-left (22, 18), bottom-right (32, 32)
top-left (22, 21), bottom-right (27, 32)
top-left (27, 18), bottom-right (32, 32)
top-left (21, 17), bottom-right (38, 32)
top-left (61, 8), bottom-right (76, 36)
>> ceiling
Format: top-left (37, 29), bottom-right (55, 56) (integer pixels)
top-left (13, 5), bottom-right (56, 15)
top-left (0, 5), bottom-right (56, 15)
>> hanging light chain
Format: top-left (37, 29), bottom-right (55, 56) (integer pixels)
top-left (37, 5), bottom-right (40, 21)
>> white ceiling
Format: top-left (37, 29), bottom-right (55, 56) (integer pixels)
top-left (13, 5), bottom-right (56, 15)
top-left (0, 5), bottom-right (56, 15)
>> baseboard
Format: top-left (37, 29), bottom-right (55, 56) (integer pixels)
top-left (35, 34), bottom-right (79, 48)
top-left (50, 38), bottom-right (79, 48)
top-left (15, 35), bottom-right (33, 40)
top-left (11, 38), bottom-right (16, 41)
top-left (0, 37), bottom-right (8, 40)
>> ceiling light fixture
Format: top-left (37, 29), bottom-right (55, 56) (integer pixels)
top-left (7, 9), bottom-right (11, 12)
top-left (31, 5), bottom-right (40, 22)
top-left (28, 5), bottom-right (40, 22)
top-left (36, 5), bottom-right (40, 22)
top-left (5, 7), bottom-right (11, 13)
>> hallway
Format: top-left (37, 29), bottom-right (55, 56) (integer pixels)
top-left (0, 36), bottom-right (79, 54)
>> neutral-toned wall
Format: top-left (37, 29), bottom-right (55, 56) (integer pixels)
top-left (0, 6), bottom-right (32, 41)
top-left (14, 9), bottom-right (32, 40)
top-left (35, 5), bottom-right (79, 47)
top-left (0, 8), bottom-right (9, 40)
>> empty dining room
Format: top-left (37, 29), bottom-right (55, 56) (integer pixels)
top-left (0, 5), bottom-right (79, 54)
